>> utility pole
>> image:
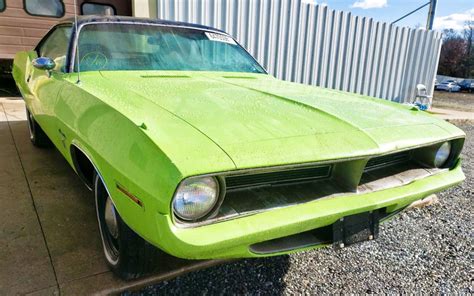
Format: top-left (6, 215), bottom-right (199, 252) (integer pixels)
top-left (392, 0), bottom-right (438, 30)
top-left (426, 0), bottom-right (437, 30)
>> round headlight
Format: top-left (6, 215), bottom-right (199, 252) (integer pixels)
top-left (434, 141), bottom-right (451, 168)
top-left (172, 176), bottom-right (219, 221)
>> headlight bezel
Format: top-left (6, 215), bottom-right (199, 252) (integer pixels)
top-left (172, 176), bottom-right (225, 222)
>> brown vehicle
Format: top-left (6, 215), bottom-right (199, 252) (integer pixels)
top-left (0, 0), bottom-right (132, 77)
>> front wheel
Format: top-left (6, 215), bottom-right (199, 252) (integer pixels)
top-left (94, 174), bottom-right (163, 279)
top-left (26, 108), bottom-right (51, 148)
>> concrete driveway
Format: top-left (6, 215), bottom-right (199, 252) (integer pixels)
top-left (0, 98), bottom-right (221, 295)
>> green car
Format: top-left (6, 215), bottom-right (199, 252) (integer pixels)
top-left (13, 16), bottom-right (465, 279)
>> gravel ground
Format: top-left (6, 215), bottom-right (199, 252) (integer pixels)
top-left (134, 125), bottom-right (473, 295)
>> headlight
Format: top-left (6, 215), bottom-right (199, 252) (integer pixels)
top-left (414, 141), bottom-right (452, 168)
top-left (434, 141), bottom-right (451, 168)
top-left (172, 176), bottom-right (219, 221)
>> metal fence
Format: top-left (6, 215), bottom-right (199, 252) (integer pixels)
top-left (155, 0), bottom-right (443, 103)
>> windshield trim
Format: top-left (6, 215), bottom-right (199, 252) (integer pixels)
top-left (68, 21), bottom-right (267, 74)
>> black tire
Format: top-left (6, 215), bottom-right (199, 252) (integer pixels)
top-left (26, 108), bottom-right (52, 148)
top-left (94, 174), bottom-right (163, 280)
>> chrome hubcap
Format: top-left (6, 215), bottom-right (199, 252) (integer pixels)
top-left (104, 197), bottom-right (118, 239)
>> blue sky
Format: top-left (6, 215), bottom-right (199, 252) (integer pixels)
top-left (311, 0), bottom-right (473, 31)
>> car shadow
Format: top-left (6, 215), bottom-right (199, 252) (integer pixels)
top-left (136, 255), bottom-right (291, 295)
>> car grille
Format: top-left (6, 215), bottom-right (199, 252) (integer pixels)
top-left (364, 151), bottom-right (411, 172)
top-left (225, 165), bottom-right (332, 190)
top-left (177, 146), bottom-right (448, 227)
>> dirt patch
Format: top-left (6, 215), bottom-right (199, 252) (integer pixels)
top-left (432, 91), bottom-right (474, 112)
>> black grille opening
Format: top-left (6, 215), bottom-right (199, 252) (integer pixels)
top-left (225, 165), bottom-right (332, 190)
top-left (364, 151), bottom-right (411, 172)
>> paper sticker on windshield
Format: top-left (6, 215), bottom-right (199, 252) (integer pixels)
top-left (205, 32), bottom-right (236, 45)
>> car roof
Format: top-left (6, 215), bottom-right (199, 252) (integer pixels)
top-left (60, 15), bottom-right (227, 34)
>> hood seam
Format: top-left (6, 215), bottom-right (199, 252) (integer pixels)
top-left (206, 76), bottom-right (382, 149)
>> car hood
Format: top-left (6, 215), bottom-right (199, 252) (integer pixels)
top-left (77, 71), bottom-right (464, 171)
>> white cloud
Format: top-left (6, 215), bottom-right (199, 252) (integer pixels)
top-left (301, 0), bottom-right (328, 5)
top-left (351, 0), bottom-right (387, 9)
top-left (433, 8), bottom-right (474, 31)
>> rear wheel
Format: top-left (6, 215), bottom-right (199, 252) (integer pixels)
top-left (94, 174), bottom-right (163, 280)
top-left (26, 108), bottom-right (51, 148)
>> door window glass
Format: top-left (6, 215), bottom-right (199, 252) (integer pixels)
top-left (24, 0), bottom-right (65, 18)
top-left (82, 3), bottom-right (115, 15)
top-left (39, 26), bottom-right (72, 72)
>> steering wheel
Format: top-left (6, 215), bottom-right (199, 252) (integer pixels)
top-left (79, 44), bottom-right (110, 71)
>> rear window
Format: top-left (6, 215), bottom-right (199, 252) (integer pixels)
top-left (24, 0), bottom-right (65, 18)
top-left (0, 0), bottom-right (5, 12)
top-left (82, 3), bottom-right (115, 15)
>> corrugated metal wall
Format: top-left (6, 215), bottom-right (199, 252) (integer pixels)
top-left (155, 0), bottom-right (443, 103)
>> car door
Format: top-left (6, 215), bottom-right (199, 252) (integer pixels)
top-left (27, 25), bottom-right (72, 149)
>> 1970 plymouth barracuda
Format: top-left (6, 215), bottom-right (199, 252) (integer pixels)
top-left (13, 16), bottom-right (465, 279)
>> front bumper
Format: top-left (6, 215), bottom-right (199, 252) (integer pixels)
top-left (153, 160), bottom-right (464, 259)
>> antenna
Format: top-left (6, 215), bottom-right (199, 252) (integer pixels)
top-left (73, 0), bottom-right (80, 84)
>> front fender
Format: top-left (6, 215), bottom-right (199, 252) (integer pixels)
top-left (57, 79), bottom-right (183, 246)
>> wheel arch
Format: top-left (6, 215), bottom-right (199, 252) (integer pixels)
top-left (69, 142), bottom-right (122, 217)
top-left (69, 141), bottom-right (162, 248)
top-left (70, 143), bottom-right (96, 190)
top-left (69, 142), bottom-right (113, 200)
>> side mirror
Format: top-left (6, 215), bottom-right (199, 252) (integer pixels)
top-left (32, 57), bottom-right (56, 71)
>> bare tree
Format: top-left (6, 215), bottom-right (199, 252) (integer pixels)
top-left (437, 23), bottom-right (474, 78)
top-left (463, 20), bottom-right (473, 55)
top-left (463, 21), bottom-right (473, 77)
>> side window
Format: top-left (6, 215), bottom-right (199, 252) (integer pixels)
top-left (0, 0), bottom-right (5, 12)
top-left (82, 3), bottom-right (115, 15)
top-left (24, 0), bottom-right (65, 18)
top-left (39, 26), bottom-right (72, 72)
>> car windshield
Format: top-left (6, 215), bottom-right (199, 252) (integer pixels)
top-left (76, 23), bottom-right (265, 73)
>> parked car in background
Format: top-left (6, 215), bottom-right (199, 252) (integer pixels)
top-left (435, 81), bottom-right (461, 92)
top-left (435, 80), bottom-right (452, 90)
top-left (458, 79), bottom-right (474, 93)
